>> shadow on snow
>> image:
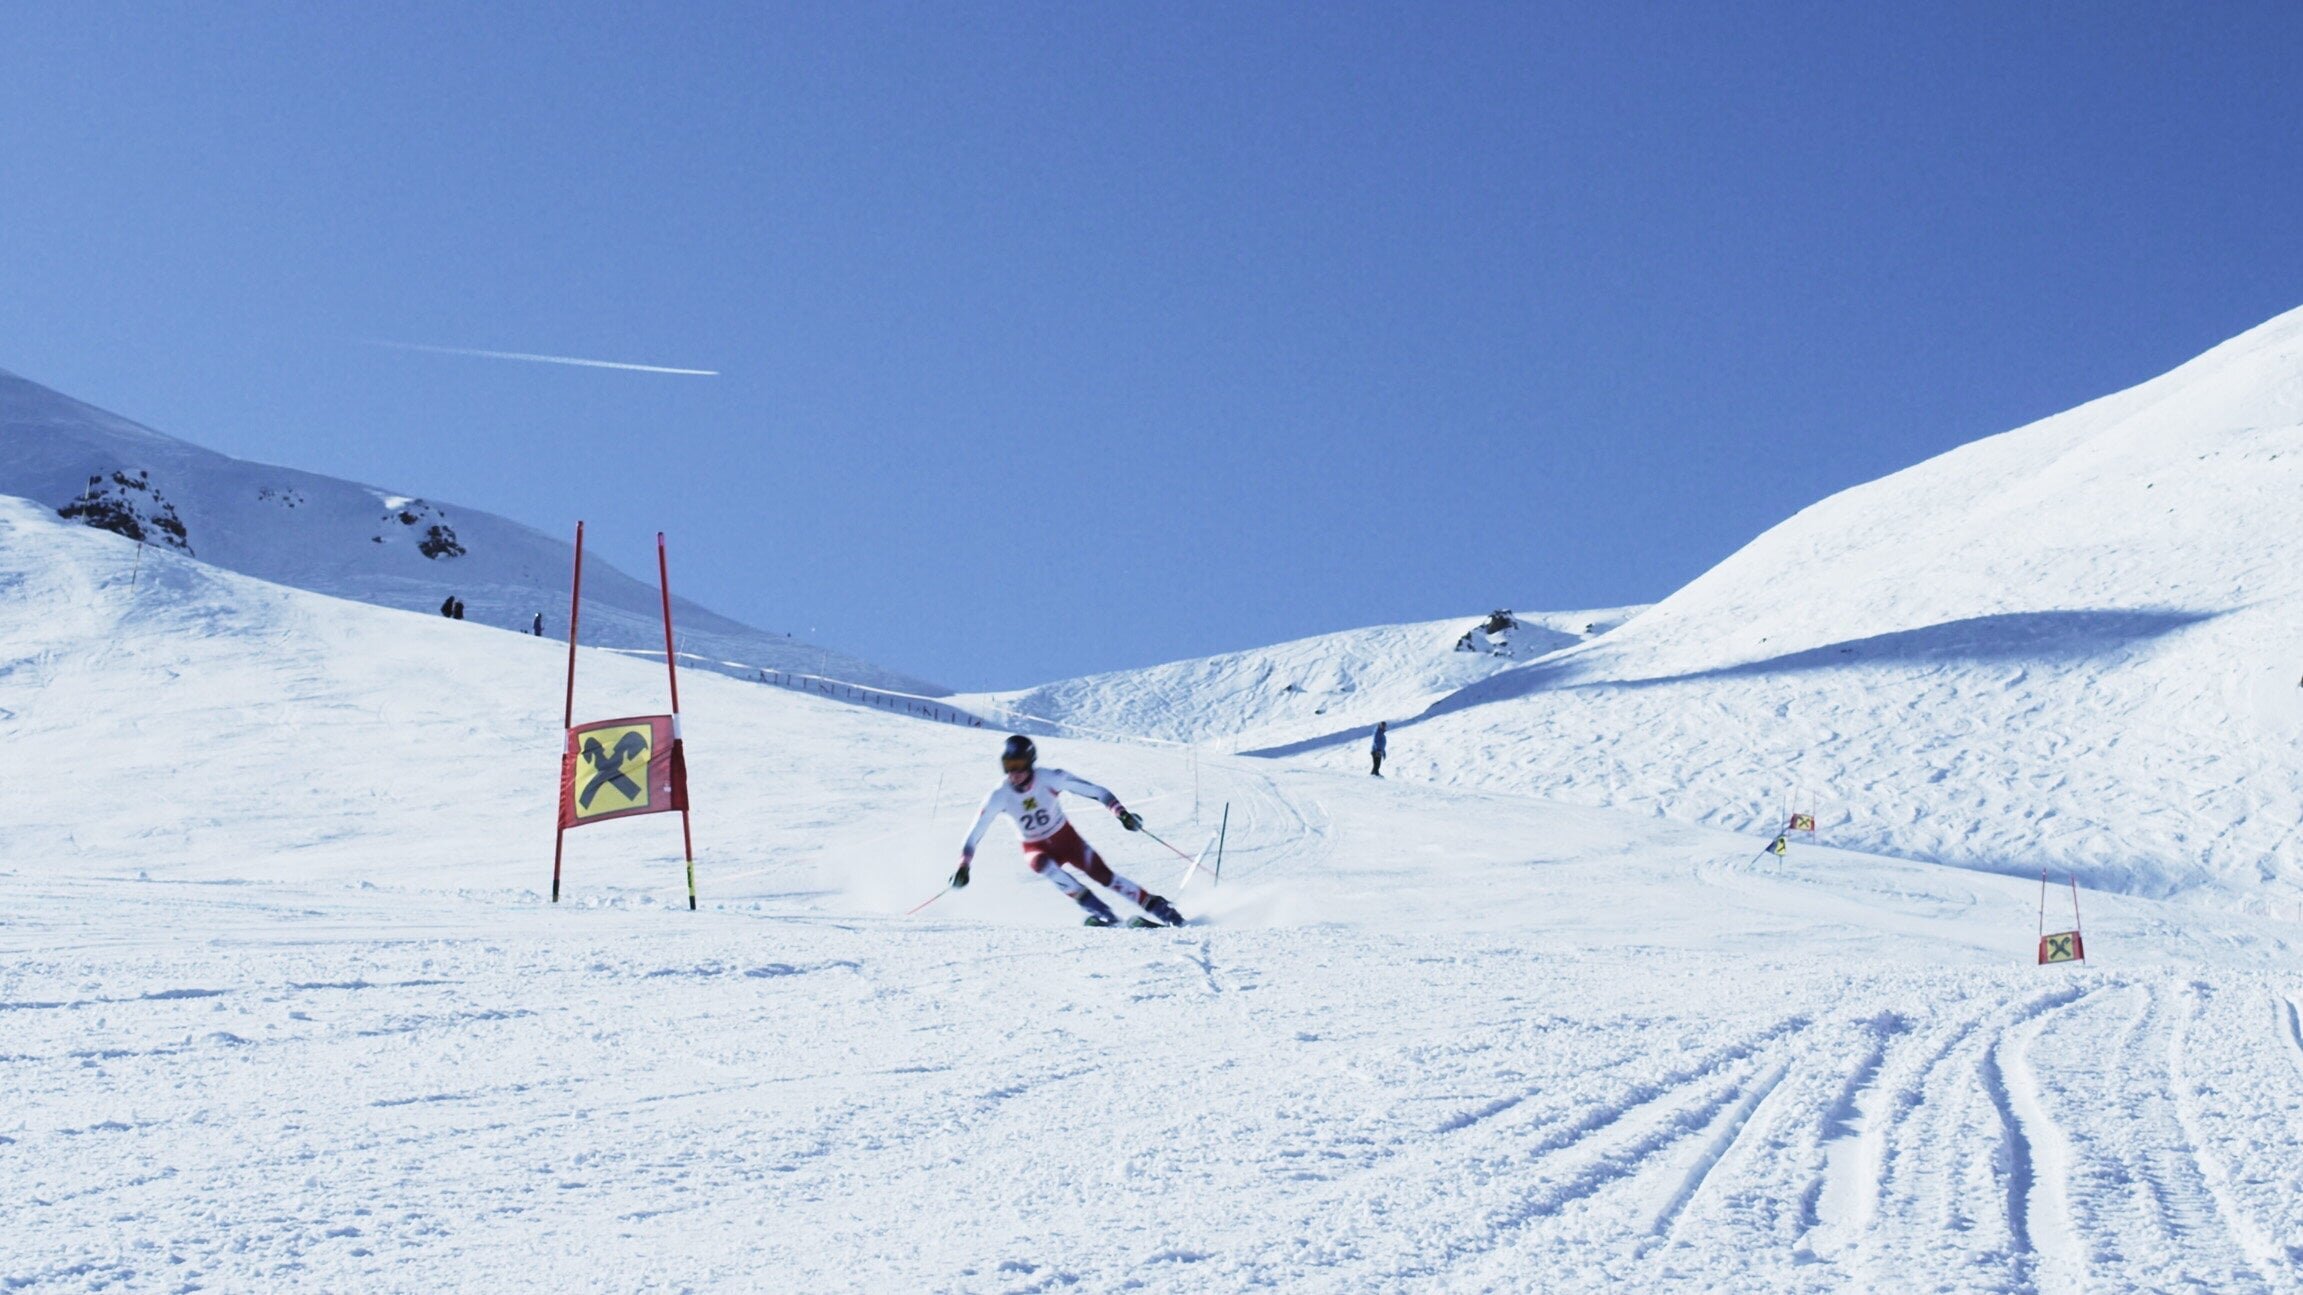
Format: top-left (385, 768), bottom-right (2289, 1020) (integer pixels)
top-left (1245, 608), bottom-right (2219, 759)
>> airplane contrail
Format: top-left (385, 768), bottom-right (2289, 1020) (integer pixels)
top-left (362, 339), bottom-right (718, 376)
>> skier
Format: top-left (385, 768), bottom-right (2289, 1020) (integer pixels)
top-left (949, 735), bottom-right (1187, 927)
top-left (531, 612), bottom-right (544, 636)
top-left (1371, 721), bottom-right (1387, 777)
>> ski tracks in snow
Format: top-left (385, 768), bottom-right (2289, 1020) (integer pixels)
top-left (12, 882), bottom-right (2303, 1293)
top-left (1870, 972), bottom-right (2303, 1281)
top-left (1777, 983), bottom-right (2076, 1288)
top-left (2162, 982), bottom-right (2303, 1292)
top-left (1812, 974), bottom-right (2303, 1295)
top-left (1202, 984), bottom-right (1828, 1291)
top-left (2281, 993), bottom-right (2303, 1083)
top-left (1739, 972), bottom-right (2303, 1294)
top-left (1177, 959), bottom-right (2303, 1293)
top-left (1639, 1057), bottom-right (1793, 1250)
top-left (1983, 987), bottom-right (2088, 1293)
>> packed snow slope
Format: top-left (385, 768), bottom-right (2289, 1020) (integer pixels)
top-left (963, 607), bottom-right (1643, 750)
top-left (9, 496), bottom-right (2303, 1293)
top-left (1247, 305), bottom-right (2303, 904)
top-left (0, 367), bottom-right (940, 693)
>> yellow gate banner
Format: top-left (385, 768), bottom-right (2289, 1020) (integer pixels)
top-left (2038, 930), bottom-right (2085, 965)
top-left (559, 714), bottom-right (688, 828)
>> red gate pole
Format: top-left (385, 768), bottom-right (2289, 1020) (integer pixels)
top-left (659, 532), bottom-right (697, 911)
top-left (553, 521), bottom-right (586, 903)
top-left (564, 521), bottom-right (585, 729)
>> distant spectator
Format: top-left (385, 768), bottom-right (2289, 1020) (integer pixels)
top-left (451, 598), bottom-right (465, 620)
top-left (440, 596), bottom-right (455, 618)
top-left (1371, 721), bottom-right (1387, 777)
top-left (532, 612), bottom-right (544, 636)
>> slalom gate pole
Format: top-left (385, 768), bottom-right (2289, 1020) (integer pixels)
top-left (905, 885), bottom-right (951, 916)
top-left (551, 809), bottom-right (568, 904)
top-left (659, 532), bottom-right (697, 912)
top-left (2038, 871), bottom-right (2048, 944)
top-left (553, 521), bottom-right (586, 904)
top-left (1215, 802), bottom-right (1229, 886)
top-left (551, 817), bottom-right (567, 904)
top-left (564, 522), bottom-right (585, 730)
top-left (658, 533), bottom-right (682, 716)
top-left (2069, 874), bottom-right (2085, 964)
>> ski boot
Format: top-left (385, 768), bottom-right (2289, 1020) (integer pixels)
top-left (1141, 894), bottom-right (1187, 928)
top-left (1078, 893), bottom-right (1119, 927)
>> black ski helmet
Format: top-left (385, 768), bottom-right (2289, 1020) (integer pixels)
top-left (1001, 734), bottom-right (1036, 770)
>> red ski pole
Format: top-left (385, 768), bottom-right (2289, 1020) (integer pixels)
top-left (1135, 825), bottom-right (1200, 869)
top-left (905, 885), bottom-right (952, 917)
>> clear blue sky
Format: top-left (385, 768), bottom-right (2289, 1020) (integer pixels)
top-left (5, 2), bottom-right (2299, 689)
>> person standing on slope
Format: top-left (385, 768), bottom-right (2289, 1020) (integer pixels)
top-left (950, 735), bottom-right (1187, 927)
top-left (1371, 721), bottom-right (1388, 777)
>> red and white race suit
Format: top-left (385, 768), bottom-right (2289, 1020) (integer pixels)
top-left (958, 768), bottom-right (1153, 908)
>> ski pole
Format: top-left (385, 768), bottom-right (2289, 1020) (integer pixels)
top-left (1135, 825), bottom-right (1200, 869)
top-left (905, 885), bottom-right (951, 917)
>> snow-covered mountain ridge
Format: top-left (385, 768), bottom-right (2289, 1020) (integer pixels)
top-left (0, 367), bottom-right (942, 694)
top-left (1253, 305), bottom-right (2303, 901)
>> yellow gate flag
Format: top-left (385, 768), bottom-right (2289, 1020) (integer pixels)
top-left (2038, 931), bottom-right (2085, 965)
top-left (559, 714), bottom-right (687, 828)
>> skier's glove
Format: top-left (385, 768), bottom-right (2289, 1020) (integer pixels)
top-left (1116, 808), bottom-right (1143, 832)
top-left (950, 861), bottom-right (971, 889)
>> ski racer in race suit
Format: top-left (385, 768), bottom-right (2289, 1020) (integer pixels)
top-left (949, 736), bottom-right (1186, 926)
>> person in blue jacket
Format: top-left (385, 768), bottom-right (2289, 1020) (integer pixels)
top-left (1371, 721), bottom-right (1388, 777)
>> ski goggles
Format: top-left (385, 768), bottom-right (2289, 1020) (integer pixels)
top-left (1002, 756), bottom-right (1033, 773)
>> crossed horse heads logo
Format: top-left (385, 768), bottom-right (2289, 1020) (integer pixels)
top-left (579, 728), bottom-right (652, 812)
